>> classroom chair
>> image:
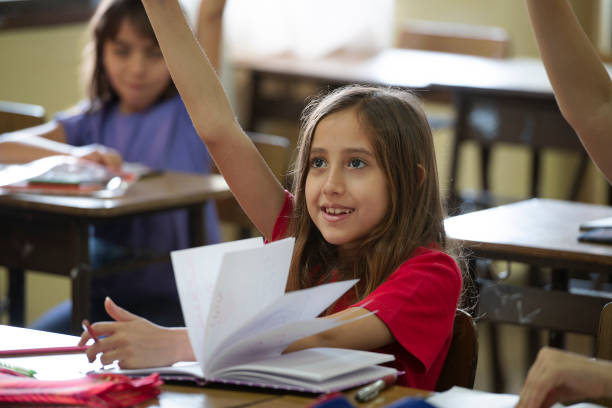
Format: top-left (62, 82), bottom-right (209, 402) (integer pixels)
top-left (398, 20), bottom-right (511, 131)
top-left (435, 309), bottom-right (478, 392)
top-left (597, 302), bottom-right (612, 361)
top-left (0, 100), bottom-right (46, 327)
top-left (398, 20), bottom-right (510, 59)
top-left (214, 131), bottom-right (291, 239)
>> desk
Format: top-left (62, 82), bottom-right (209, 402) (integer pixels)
top-left (0, 325), bottom-right (429, 408)
top-left (234, 49), bottom-right (595, 204)
top-left (444, 198), bottom-right (612, 337)
top-left (0, 172), bottom-right (231, 332)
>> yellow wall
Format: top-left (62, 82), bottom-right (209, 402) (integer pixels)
top-left (0, 1), bottom-right (606, 327)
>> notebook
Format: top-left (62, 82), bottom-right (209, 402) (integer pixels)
top-left (0, 155), bottom-right (144, 197)
top-left (103, 237), bottom-right (398, 393)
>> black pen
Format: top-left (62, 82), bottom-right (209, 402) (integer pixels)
top-left (355, 374), bottom-right (396, 402)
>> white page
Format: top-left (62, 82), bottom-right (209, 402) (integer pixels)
top-left (209, 311), bottom-right (373, 373)
top-left (171, 237), bottom-right (264, 369)
top-left (203, 238), bottom-right (295, 367)
top-left (219, 279), bottom-right (358, 352)
top-left (215, 348), bottom-right (394, 382)
top-left (428, 387), bottom-right (606, 408)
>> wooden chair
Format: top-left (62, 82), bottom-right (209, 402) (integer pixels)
top-left (435, 309), bottom-right (478, 391)
top-left (0, 100), bottom-right (45, 133)
top-left (399, 20), bottom-right (510, 59)
top-left (0, 100), bottom-right (46, 327)
top-left (597, 302), bottom-right (612, 360)
top-left (215, 131), bottom-right (291, 238)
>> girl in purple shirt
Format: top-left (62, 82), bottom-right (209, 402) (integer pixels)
top-left (0, 0), bottom-right (226, 331)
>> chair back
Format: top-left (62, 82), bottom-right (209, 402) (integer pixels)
top-left (435, 309), bottom-right (478, 391)
top-left (398, 20), bottom-right (510, 59)
top-left (597, 302), bottom-right (612, 360)
top-left (0, 101), bottom-right (45, 133)
top-left (214, 131), bottom-right (290, 238)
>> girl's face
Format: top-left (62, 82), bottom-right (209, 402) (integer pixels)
top-left (102, 18), bottom-right (171, 113)
top-left (305, 108), bottom-right (390, 250)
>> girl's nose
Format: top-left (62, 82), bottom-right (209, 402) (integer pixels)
top-left (322, 167), bottom-right (345, 195)
top-left (128, 53), bottom-right (147, 75)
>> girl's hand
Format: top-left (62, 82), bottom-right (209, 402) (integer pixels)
top-left (75, 144), bottom-right (123, 172)
top-left (78, 297), bottom-right (193, 369)
top-left (517, 347), bottom-right (612, 408)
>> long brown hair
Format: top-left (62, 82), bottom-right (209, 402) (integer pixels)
top-left (287, 85), bottom-right (455, 302)
top-left (80, 0), bottom-right (176, 110)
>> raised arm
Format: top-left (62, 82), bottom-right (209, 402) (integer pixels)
top-left (527, 0), bottom-right (612, 183)
top-left (141, 0), bottom-right (285, 239)
top-left (196, 0), bottom-right (225, 73)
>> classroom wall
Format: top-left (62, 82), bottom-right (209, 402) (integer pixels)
top-left (0, 1), bottom-right (606, 327)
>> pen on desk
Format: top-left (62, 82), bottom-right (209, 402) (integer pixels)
top-left (355, 374), bottom-right (396, 402)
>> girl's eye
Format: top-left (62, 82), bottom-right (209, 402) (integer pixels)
top-left (348, 158), bottom-right (365, 169)
top-left (311, 158), bottom-right (326, 168)
top-left (113, 47), bottom-right (130, 57)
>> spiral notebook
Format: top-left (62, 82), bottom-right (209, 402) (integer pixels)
top-left (101, 237), bottom-right (398, 393)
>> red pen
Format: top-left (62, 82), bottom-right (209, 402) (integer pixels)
top-left (82, 319), bottom-right (99, 343)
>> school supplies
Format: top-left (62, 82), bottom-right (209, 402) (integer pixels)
top-left (103, 237), bottom-right (397, 393)
top-left (0, 345), bottom-right (88, 357)
top-left (355, 374), bottom-right (397, 402)
top-left (0, 155), bottom-right (140, 197)
top-left (0, 361), bottom-right (36, 377)
top-left (0, 371), bottom-right (162, 408)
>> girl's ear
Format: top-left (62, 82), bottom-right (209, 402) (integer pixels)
top-left (417, 164), bottom-right (426, 188)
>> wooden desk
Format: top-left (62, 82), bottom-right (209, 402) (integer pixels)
top-left (0, 172), bottom-right (231, 332)
top-left (234, 49), bottom-right (596, 204)
top-left (444, 198), bottom-right (612, 338)
top-left (0, 325), bottom-right (429, 408)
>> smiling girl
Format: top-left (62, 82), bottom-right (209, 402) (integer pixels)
top-left (80, 0), bottom-right (466, 390)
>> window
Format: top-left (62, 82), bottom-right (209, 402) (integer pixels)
top-left (0, 0), bottom-right (98, 30)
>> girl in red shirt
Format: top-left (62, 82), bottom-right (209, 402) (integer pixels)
top-left (82, 0), bottom-right (467, 390)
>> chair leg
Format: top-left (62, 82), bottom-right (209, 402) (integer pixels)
top-left (488, 323), bottom-right (505, 393)
top-left (8, 268), bottom-right (25, 327)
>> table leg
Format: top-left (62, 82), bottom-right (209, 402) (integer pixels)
top-left (549, 268), bottom-right (569, 348)
top-left (188, 204), bottom-right (205, 247)
top-left (8, 268), bottom-right (25, 326)
top-left (70, 222), bottom-right (91, 334)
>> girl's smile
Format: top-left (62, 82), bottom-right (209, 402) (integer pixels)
top-left (305, 108), bottom-right (389, 249)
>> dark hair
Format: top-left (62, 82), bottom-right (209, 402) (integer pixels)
top-left (81, 0), bottom-right (176, 110)
top-left (286, 85), bottom-right (466, 304)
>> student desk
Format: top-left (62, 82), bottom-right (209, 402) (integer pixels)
top-left (234, 49), bottom-right (601, 204)
top-left (444, 198), bottom-right (612, 340)
top-left (0, 172), bottom-right (231, 333)
top-left (0, 325), bottom-right (429, 408)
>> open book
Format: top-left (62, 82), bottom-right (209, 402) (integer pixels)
top-left (0, 156), bottom-right (149, 197)
top-left (105, 237), bottom-right (397, 393)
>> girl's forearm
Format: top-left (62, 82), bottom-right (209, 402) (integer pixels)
top-left (140, 0), bottom-right (236, 143)
top-left (526, 0), bottom-right (612, 127)
top-left (196, 0), bottom-right (226, 72)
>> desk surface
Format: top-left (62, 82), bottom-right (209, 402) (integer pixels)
top-left (0, 171), bottom-right (231, 217)
top-left (234, 48), bottom-right (562, 97)
top-left (0, 325), bottom-right (428, 408)
top-left (444, 198), bottom-right (612, 272)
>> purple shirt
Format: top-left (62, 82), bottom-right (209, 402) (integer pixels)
top-left (57, 95), bottom-right (220, 300)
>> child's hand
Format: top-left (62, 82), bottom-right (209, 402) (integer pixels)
top-left (517, 347), bottom-right (612, 408)
top-left (79, 297), bottom-right (190, 369)
top-left (75, 144), bottom-right (123, 172)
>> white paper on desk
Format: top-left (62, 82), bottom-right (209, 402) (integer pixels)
top-left (171, 237), bottom-right (266, 365)
top-left (428, 387), bottom-right (606, 408)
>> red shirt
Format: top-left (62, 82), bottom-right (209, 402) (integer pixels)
top-left (268, 191), bottom-right (462, 390)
